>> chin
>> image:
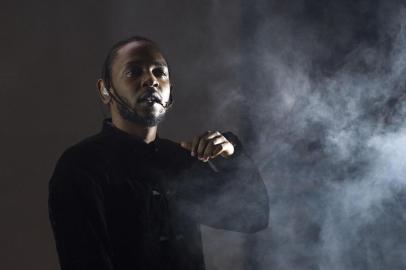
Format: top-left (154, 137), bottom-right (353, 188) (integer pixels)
top-left (142, 113), bottom-right (166, 127)
top-left (118, 102), bottom-right (166, 127)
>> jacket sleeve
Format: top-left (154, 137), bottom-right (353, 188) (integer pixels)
top-left (172, 132), bottom-right (270, 233)
top-left (48, 151), bottom-right (115, 270)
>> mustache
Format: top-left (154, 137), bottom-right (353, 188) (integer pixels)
top-left (137, 88), bottom-right (163, 104)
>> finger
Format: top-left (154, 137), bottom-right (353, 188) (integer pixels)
top-left (197, 134), bottom-right (210, 159)
top-left (212, 142), bottom-right (228, 157)
top-left (180, 141), bottom-right (192, 151)
top-left (193, 131), bottom-right (221, 159)
top-left (202, 140), bottom-right (216, 161)
top-left (205, 131), bottom-right (221, 140)
top-left (209, 137), bottom-right (227, 157)
top-left (212, 136), bottom-right (227, 146)
top-left (202, 135), bottom-right (224, 159)
top-left (196, 131), bottom-right (216, 159)
top-left (191, 136), bottom-right (200, 156)
top-left (200, 132), bottom-right (224, 160)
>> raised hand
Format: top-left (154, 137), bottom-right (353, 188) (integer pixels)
top-left (180, 131), bottom-right (235, 162)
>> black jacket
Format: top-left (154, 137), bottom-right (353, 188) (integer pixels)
top-left (48, 119), bottom-right (269, 270)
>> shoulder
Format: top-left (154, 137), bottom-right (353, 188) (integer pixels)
top-left (51, 132), bottom-right (111, 184)
top-left (60, 133), bottom-right (108, 164)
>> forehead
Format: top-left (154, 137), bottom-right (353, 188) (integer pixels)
top-left (113, 41), bottom-right (167, 68)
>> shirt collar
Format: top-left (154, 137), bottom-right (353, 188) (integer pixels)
top-left (101, 118), bottom-right (161, 150)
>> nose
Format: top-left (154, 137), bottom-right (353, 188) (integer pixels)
top-left (142, 71), bottom-right (159, 88)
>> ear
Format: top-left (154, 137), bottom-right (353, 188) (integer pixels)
top-left (97, 79), bottom-right (111, 105)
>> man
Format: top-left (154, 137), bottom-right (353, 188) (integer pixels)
top-left (48, 36), bottom-right (269, 270)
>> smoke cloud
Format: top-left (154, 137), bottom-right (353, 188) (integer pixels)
top-left (203, 0), bottom-right (406, 269)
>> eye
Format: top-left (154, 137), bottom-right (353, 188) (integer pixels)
top-left (153, 67), bottom-right (168, 78)
top-left (125, 66), bottom-right (143, 77)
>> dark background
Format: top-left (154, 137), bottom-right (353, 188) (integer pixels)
top-left (2, 0), bottom-right (406, 269)
top-left (1, 1), bottom-right (244, 269)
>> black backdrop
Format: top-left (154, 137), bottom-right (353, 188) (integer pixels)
top-left (1, 1), bottom-right (245, 269)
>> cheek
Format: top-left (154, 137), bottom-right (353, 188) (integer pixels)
top-left (161, 84), bottom-right (171, 101)
top-left (125, 79), bottom-right (142, 89)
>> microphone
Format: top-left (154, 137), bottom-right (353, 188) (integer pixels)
top-left (104, 87), bottom-right (173, 112)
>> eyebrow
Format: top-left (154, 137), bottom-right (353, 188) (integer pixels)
top-left (124, 60), bottom-right (168, 68)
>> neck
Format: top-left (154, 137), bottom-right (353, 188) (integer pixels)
top-left (111, 114), bottom-right (157, 144)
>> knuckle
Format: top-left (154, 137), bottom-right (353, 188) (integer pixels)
top-left (207, 146), bottom-right (213, 154)
top-left (198, 143), bottom-right (205, 150)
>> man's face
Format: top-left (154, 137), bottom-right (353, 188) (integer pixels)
top-left (109, 41), bottom-right (171, 127)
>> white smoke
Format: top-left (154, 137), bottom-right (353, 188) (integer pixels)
top-left (204, 1), bottom-right (406, 269)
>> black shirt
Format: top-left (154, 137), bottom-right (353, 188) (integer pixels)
top-left (48, 119), bottom-right (269, 270)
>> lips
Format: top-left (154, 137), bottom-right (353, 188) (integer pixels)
top-left (138, 90), bottom-right (162, 105)
top-left (139, 95), bottom-right (160, 103)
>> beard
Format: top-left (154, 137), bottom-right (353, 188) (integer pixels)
top-left (116, 98), bottom-right (166, 127)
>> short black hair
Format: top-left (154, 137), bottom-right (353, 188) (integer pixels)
top-left (101, 36), bottom-right (158, 88)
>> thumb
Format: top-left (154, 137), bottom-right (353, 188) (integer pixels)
top-left (180, 141), bottom-right (192, 150)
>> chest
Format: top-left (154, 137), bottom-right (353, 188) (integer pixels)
top-left (101, 149), bottom-right (182, 241)
top-left (95, 144), bottom-right (205, 269)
